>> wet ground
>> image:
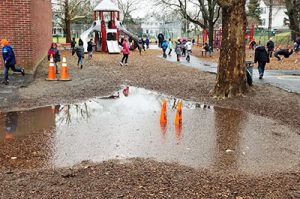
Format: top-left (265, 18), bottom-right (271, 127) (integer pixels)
top-left (1, 87), bottom-right (299, 176)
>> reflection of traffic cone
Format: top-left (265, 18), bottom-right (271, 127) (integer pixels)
top-left (160, 99), bottom-right (167, 125)
top-left (59, 56), bottom-right (71, 81)
top-left (5, 133), bottom-right (12, 140)
top-left (46, 54), bottom-right (57, 81)
top-left (160, 123), bottom-right (167, 143)
top-left (175, 100), bottom-right (182, 126)
top-left (175, 125), bottom-right (182, 145)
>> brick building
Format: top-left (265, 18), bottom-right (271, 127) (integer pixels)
top-left (0, 0), bottom-right (52, 72)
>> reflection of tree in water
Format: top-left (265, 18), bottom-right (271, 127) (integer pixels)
top-left (214, 108), bottom-right (246, 171)
top-left (57, 103), bottom-right (91, 125)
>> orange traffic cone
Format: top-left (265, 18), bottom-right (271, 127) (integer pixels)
top-left (59, 56), bottom-right (71, 81)
top-left (160, 99), bottom-right (167, 125)
top-left (46, 54), bottom-right (57, 81)
top-left (175, 100), bottom-right (182, 126)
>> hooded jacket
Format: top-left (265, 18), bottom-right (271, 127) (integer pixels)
top-left (254, 46), bottom-right (269, 63)
top-left (2, 45), bottom-right (16, 66)
top-left (162, 40), bottom-right (168, 50)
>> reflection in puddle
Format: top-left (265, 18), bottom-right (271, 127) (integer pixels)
top-left (0, 87), bottom-right (299, 175)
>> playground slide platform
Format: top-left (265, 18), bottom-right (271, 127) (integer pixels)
top-left (107, 41), bottom-right (121, 53)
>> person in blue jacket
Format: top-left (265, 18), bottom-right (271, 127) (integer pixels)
top-left (1, 39), bottom-right (25, 85)
top-left (162, 39), bottom-right (168, 58)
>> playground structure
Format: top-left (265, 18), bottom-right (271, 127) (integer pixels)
top-left (80, 0), bottom-right (141, 54)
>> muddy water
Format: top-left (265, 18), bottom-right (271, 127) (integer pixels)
top-left (0, 87), bottom-right (299, 174)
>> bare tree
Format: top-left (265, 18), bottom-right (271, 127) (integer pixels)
top-left (53, 0), bottom-right (91, 43)
top-left (155, 0), bottom-right (221, 48)
top-left (285, 0), bottom-right (300, 40)
top-left (113, 0), bottom-right (140, 25)
top-left (213, 0), bottom-right (247, 97)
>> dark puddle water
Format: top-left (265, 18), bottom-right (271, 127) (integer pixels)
top-left (0, 87), bottom-right (299, 174)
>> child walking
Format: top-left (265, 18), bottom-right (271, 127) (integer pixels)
top-left (75, 39), bottom-right (85, 69)
top-left (120, 38), bottom-right (130, 66)
top-left (168, 38), bottom-right (173, 56)
top-left (48, 43), bottom-right (61, 74)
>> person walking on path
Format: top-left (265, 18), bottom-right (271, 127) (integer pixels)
top-left (157, 32), bottom-right (164, 48)
top-left (145, 37), bottom-right (150, 49)
top-left (274, 47), bottom-right (294, 61)
top-left (48, 43), bottom-right (61, 74)
top-left (162, 39), bottom-right (168, 58)
top-left (1, 39), bottom-right (25, 85)
top-left (87, 39), bottom-right (94, 59)
top-left (175, 39), bottom-right (182, 62)
top-left (120, 38), bottom-right (130, 66)
top-left (185, 39), bottom-right (193, 62)
top-left (168, 38), bottom-right (173, 56)
top-left (254, 45), bottom-right (269, 79)
top-left (71, 37), bottom-right (76, 55)
top-left (266, 38), bottom-right (275, 57)
top-left (75, 40), bottom-right (85, 69)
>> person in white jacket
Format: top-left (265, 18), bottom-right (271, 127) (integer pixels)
top-left (168, 38), bottom-right (173, 56)
top-left (185, 39), bottom-right (193, 62)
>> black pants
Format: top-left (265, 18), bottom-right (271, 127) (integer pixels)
top-left (268, 50), bottom-right (273, 57)
top-left (168, 49), bottom-right (172, 55)
top-left (121, 54), bottom-right (128, 63)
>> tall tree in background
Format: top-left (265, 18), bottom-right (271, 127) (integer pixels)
top-left (285, 0), bottom-right (300, 40)
top-left (247, 0), bottom-right (262, 25)
top-left (213, 0), bottom-right (247, 97)
top-left (53, 0), bottom-right (91, 43)
top-left (156, 0), bottom-right (221, 49)
top-left (268, 0), bottom-right (273, 37)
top-left (114, 0), bottom-right (140, 25)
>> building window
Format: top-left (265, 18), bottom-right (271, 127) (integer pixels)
top-left (260, 7), bottom-right (266, 14)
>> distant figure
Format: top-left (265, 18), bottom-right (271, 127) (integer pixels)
top-left (4, 112), bottom-right (18, 140)
top-left (75, 41), bottom-right (85, 69)
top-left (175, 39), bottom-right (182, 62)
top-left (295, 36), bottom-right (300, 53)
top-left (145, 37), bottom-right (150, 49)
top-left (168, 38), bottom-right (173, 56)
top-left (157, 32), bottom-right (164, 48)
top-left (202, 42), bottom-right (212, 56)
top-left (87, 39), bottom-right (94, 59)
top-left (138, 37), bottom-right (145, 51)
top-left (274, 48), bottom-right (294, 61)
top-left (185, 39), bottom-right (193, 62)
top-left (71, 38), bottom-right (76, 52)
top-left (162, 39), bottom-right (168, 58)
top-left (120, 38), bottom-right (130, 66)
top-left (192, 38), bottom-right (195, 45)
top-left (249, 39), bottom-right (256, 50)
top-left (255, 45), bottom-right (269, 79)
top-left (181, 38), bottom-right (187, 57)
top-left (1, 39), bottom-right (25, 85)
top-left (48, 42), bottom-right (61, 74)
top-left (266, 38), bottom-right (275, 57)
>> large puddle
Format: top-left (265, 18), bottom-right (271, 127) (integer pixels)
top-left (0, 87), bottom-right (299, 174)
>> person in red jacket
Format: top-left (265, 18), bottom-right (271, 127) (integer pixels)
top-left (120, 38), bottom-right (130, 66)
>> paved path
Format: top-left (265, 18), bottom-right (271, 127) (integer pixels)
top-left (155, 49), bottom-right (300, 94)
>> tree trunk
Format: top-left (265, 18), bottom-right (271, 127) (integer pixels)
top-left (268, 0), bottom-right (273, 38)
top-left (65, 20), bottom-right (71, 43)
top-left (208, 21), bottom-right (214, 49)
top-left (214, 0), bottom-right (247, 98)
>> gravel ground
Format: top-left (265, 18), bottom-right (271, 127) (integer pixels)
top-left (0, 159), bottom-right (299, 199)
top-left (0, 49), bottom-right (299, 198)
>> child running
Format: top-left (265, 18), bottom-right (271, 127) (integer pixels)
top-left (120, 38), bottom-right (130, 66)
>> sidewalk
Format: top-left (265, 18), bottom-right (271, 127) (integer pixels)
top-left (158, 51), bottom-right (300, 94)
